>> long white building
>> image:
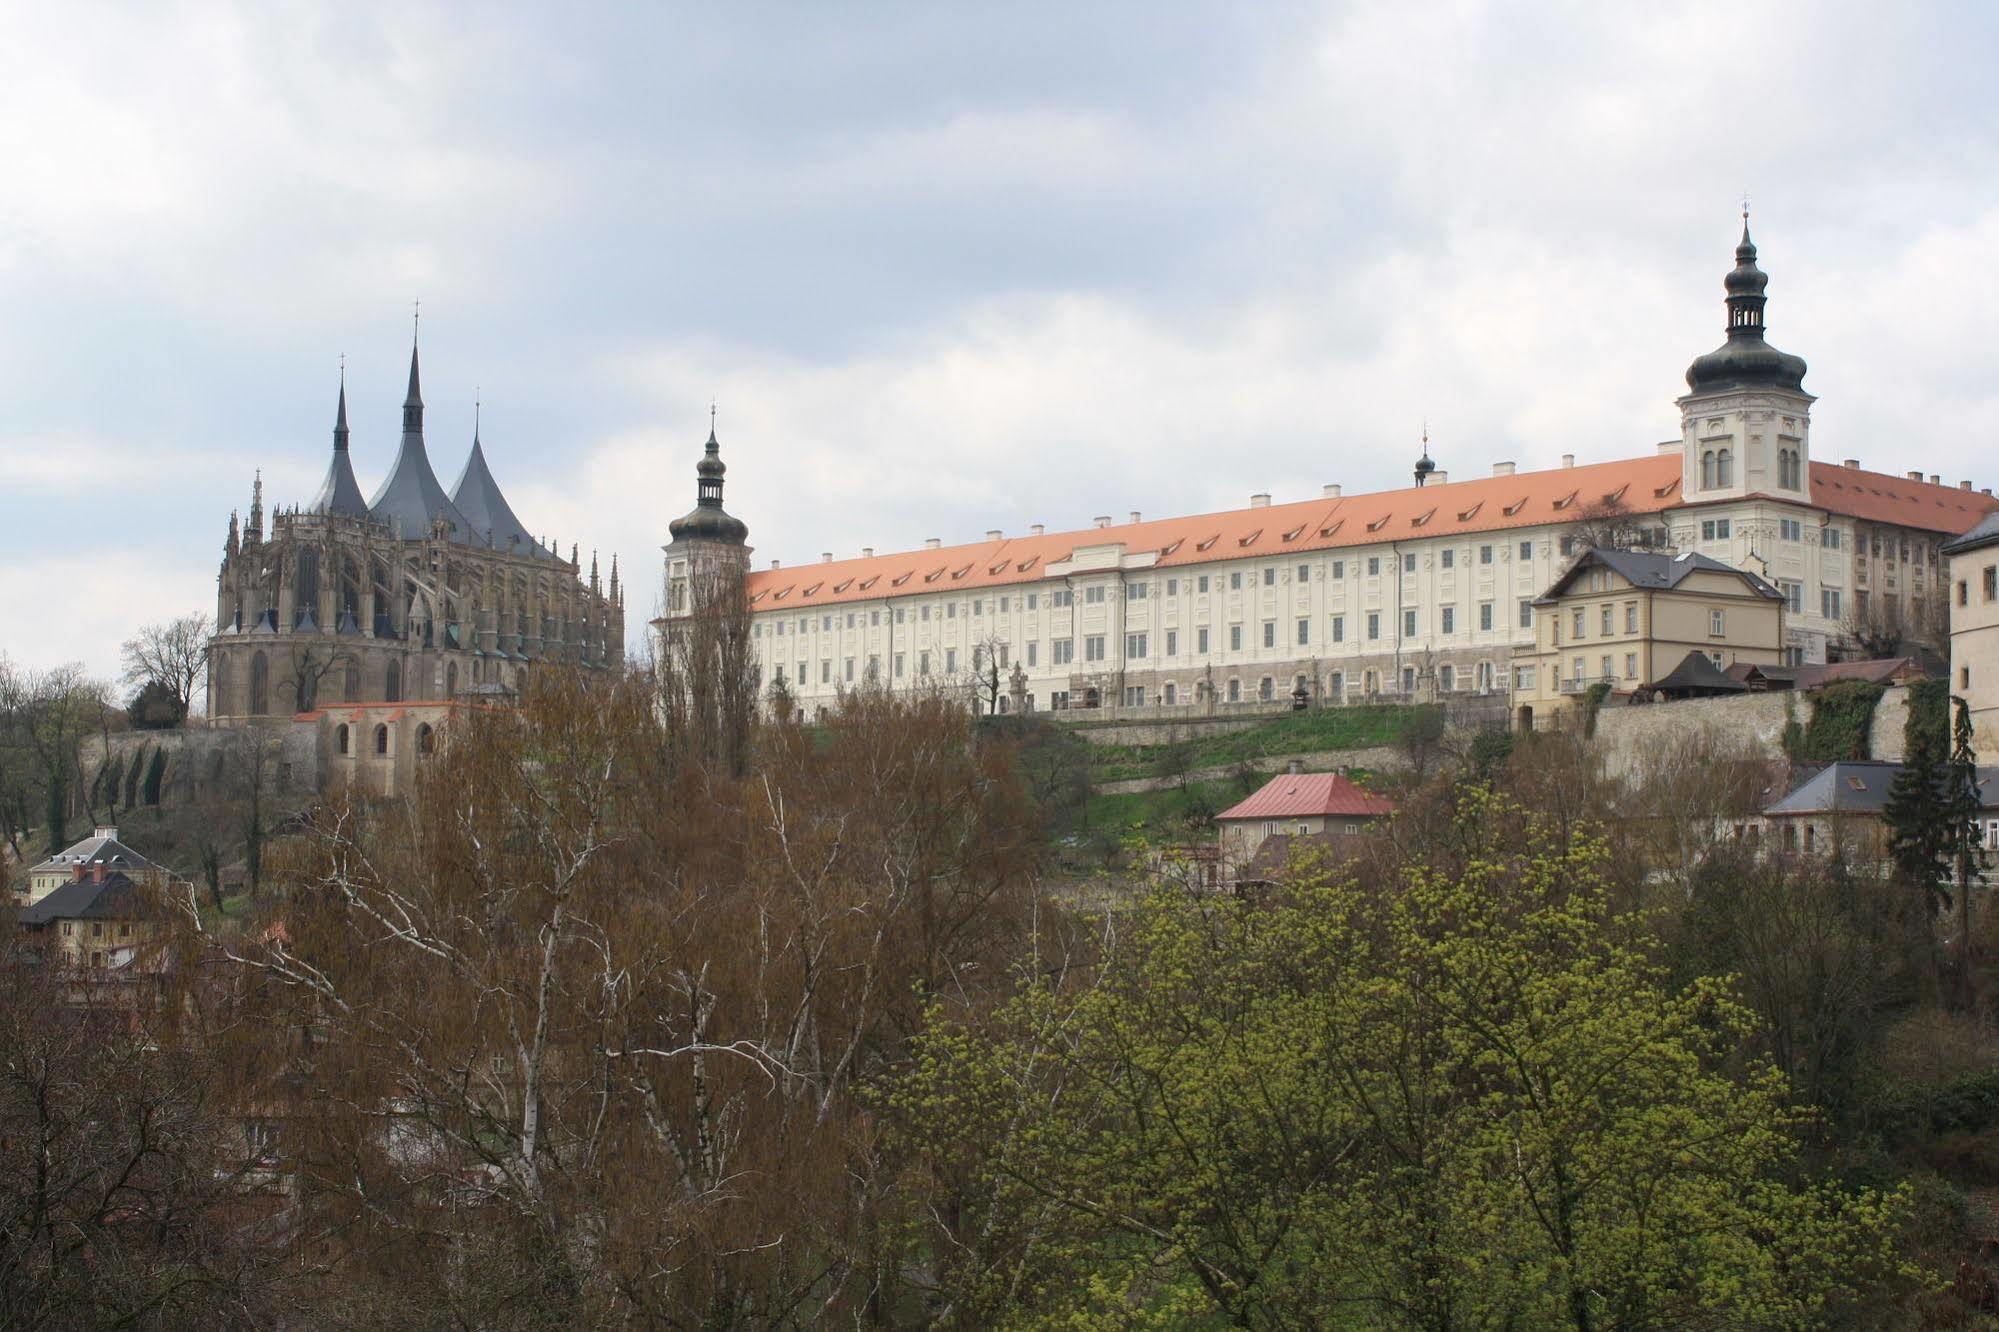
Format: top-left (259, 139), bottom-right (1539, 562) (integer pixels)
top-left (661, 222), bottom-right (1997, 723)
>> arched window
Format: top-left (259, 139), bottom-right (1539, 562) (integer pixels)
top-left (446, 662), bottom-right (458, 697)
top-left (384, 660), bottom-right (401, 703)
top-left (1701, 451), bottom-right (1715, 489)
top-left (1716, 448), bottom-right (1734, 487)
top-left (249, 651), bottom-right (269, 716)
top-left (343, 659), bottom-right (360, 702)
top-left (374, 724), bottom-right (389, 756)
top-left (214, 655), bottom-right (230, 712)
top-left (1329, 670), bottom-right (1344, 704)
top-left (336, 723), bottom-right (350, 755)
top-left (416, 724), bottom-right (435, 756)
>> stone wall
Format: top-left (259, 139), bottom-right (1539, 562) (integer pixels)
top-left (1588, 684), bottom-right (1910, 782)
top-left (76, 725), bottom-right (317, 817)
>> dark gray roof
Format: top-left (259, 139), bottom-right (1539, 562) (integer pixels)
top-left (1684, 222), bottom-right (1809, 395)
top-left (312, 377), bottom-right (368, 517)
top-left (1537, 548), bottom-right (1782, 605)
top-left (1649, 650), bottom-right (1748, 694)
top-left (1766, 761), bottom-right (1999, 816)
top-left (1943, 508), bottom-right (1999, 557)
top-left (28, 830), bottom-right (159, 878)
top-left (450, 431), bottom-right (553, 559)
top-left (367, 344), bottom-right (476, 541)
top-left (18, 872), bottom-right (143, 926)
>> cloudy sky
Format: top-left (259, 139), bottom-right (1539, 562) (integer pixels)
top-left (4, 2), bottom-right (1997, 684)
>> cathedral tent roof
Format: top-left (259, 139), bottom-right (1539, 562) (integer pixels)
top-left (367, 343), bottom-right (476, 541)
top-left (368, 433), bottom-right (474, 540)
top-left (450, 431), bottom-right (553, 559)
top-left (310, 378), bottom-right (368, 517)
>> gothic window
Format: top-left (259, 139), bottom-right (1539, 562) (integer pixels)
top-left (446, 663), bottom-right (458, 696)
top-left (343, 659), bottom-right (360, 702)
top-left (417, 724), bottom-right (435, 756)
top-left (374, 724), bottom-right (389, 756)
top-left (336, 723), bottom-right (350, 755)
top-left (385, 659), bottom-right (402, 703)
top-left (249, 651), bottom-right (269, 716)
top-left (1716, 449), bottom-right (1734, 487)
top-left (1700, 451), bottom-right (1715, 489)
top-left (214, 655), bottom-right (229, 711)
top-left (296, 548), bottom-right (320, 615)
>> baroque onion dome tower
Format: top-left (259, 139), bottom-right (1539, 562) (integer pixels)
top-left (661, 414), bottom-right (751, 627)
top-left (1678, 213), bottom-right (1814, 502)
top-left (207, 330), bottom-right (625, 725)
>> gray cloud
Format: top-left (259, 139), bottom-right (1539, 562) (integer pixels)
top-left (1, 0), bottom-right (1994, 681)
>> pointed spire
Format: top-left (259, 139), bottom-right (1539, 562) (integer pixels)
top-left (1413, 423), bottom-right (1436, 488)
top-left (609, 553), bottom-right (620, 602)
top-left (247, 470), bottom-right (265, 541)
top-left (402, 308), bottom-right (424, 438)
top-left (590, 550), bottom-right (600, 593)
top-left (225, 509), bottom-right (240, 558)
top-left (334, 355), bottom-right (350, 452)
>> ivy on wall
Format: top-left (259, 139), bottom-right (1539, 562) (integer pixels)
top-left (1782, 680), bottom-right (1887, 762)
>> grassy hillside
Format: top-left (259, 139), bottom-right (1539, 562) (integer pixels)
top-left (1082, 704), bottom-right (1432, 783)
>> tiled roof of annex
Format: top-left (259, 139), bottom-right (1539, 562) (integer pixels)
top-left (1216, 772), bottom-right (1397, 822)
top-left (745, 454), bottom-right (1999, 613)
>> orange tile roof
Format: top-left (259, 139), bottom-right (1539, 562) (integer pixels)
top-left (1217, 772), bottom-right (1396, 821)
top-left (744, 454), bottom-right (1997, 611)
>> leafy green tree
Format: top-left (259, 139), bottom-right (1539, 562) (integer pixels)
top-left (896, 791), bottom-right (1912, 1328)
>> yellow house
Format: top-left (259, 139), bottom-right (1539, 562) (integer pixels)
top-left (1945, 510), bottom-right (1999, 763)
top-left (1513, 548), bottom-right (1785, 725)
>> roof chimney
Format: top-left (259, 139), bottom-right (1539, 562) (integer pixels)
top-left (1249, 493), bottom-right (1270, 509)
top-left (1985, 489), bottom-right (1994, 497)
top-left (1843, 459), bottom-right (1860, 469)
top-left (769, 559), bottom-right (781, 570)
top-left (1322, 483), bottom-right (1342, 498)
top-left (861, 546), bottom-right (874, 558)
top-left (1429, 471), bottom-right (1448, 486)
top-left (1656, 440), bottom-right (1683, 455)
top-left (94, 826), bottom-right (116, 840)
top-left (1129, 511), bottom-right (1141, 525)
top-left (1286, 758), bottom-right (1304, 775)
top-left (986, 529), bottom-right (1002, 542)
top-left (821, 552), bottom-right (833, 563)
top-left (1094, 515), bottom-right (1112, 528)
top-left (1908, 471), bottom-right (1923, 481)
top-left (1492, 462), bottom-right (1515, 477)
top-left (1961, 481), bottom-right (1973, 492)
top-left (1930, 474), bottom-right (1941, 486)
top-left (1561, 454), bottom-right (1575, 469)
top-left (1030, 523), bottom-right (1044, 536)
top-left (924, 537), bottom-right (941, 549)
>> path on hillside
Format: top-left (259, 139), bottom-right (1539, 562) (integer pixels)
top-left (1094, 744), bottom-right (1408, 795)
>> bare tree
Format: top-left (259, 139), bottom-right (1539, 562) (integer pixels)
top-left (118, 612), bottom-right (211, 721)
top-left (1840, 590), bottom-right (1947, 661)
top-left (658, 565), bottom-right (760, 778)
top-left (1568, 495), bottom-right (1663, 554)
top-left (967, 633), bottom-right (1010, 716)
top-left (0, 657), bottom-right (110, 853)
top-left (279, 643), bottom-right (348, 715)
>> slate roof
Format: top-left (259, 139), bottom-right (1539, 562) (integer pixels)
top-left (27, 830), bottom-right (160, 879)
top-left (1648, 650), bottom-right (1748, 694)
top-left (451, 432), bottom-right (553, 558)
top-left (1943, 507), bottom-right (1999, 557)
top-left (311, 378), bottom-right (368, 517)
top-left (744, 455), bottom-right (1997, 612)
top-left (367, 345), bottom-right (477, 541)
top-left (1536, 548), bottom-right (1782, 605)
top-left (1765, 761), bottom-right (1999, 816)
top-left (18, 872), bottom-right (144, 926)
top-left (1217, 772), bottom-right (1396, 822)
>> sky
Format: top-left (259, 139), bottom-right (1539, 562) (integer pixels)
top-left (4, 1), bottom-right (1997, 685)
